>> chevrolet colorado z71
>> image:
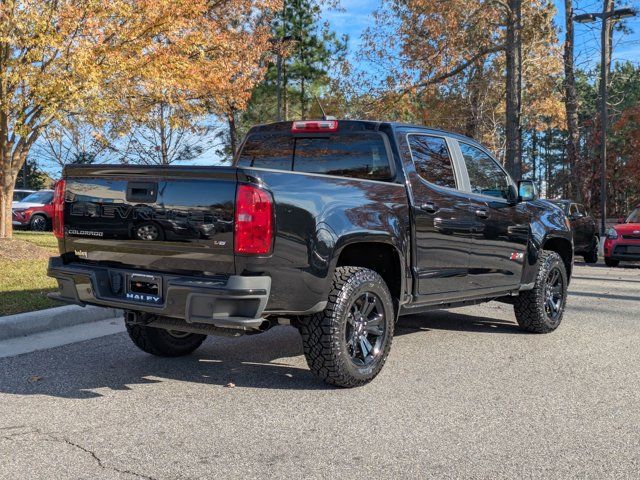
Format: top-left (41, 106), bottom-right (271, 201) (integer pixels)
top-left (48, 120), bottom-right (573, 387)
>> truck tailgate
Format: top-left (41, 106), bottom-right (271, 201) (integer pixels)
top-left (61, 165), bottom-right (237, 276)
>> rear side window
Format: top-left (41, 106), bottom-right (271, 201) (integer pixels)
top-left (237, 132), bottom-right (392, 181)
top-left (408, 135), bottom-right (456, 189)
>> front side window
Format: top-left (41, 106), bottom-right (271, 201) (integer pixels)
top-left (459, 143), bottom-right (511, 199)
top-left (407, 135), bottom-right (456, 189)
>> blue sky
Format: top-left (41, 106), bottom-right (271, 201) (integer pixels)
top-left (322, 0), bottom-right (640, 71)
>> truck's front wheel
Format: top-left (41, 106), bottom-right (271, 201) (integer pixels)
top-left (298, 267), bottom-right (394, 388)
top-left (514, 251), bottom-right (568, 333)
top-left (126, 323), bottom-right (206, 357)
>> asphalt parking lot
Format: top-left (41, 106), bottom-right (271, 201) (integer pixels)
top-left (1, 261), bottom-right (639, 479)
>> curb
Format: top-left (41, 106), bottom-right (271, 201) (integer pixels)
top-left (0, 305), bottom-right (122, 341)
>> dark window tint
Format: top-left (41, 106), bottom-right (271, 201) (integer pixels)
top-left (293, 133), bottom-right (390, 180)
top-left (459, 143), bottom-right (510, 199)
top-left (236, 135), bottom-right (293, 170)
top-left (408, 135), bottom-right (456, 188)
top-left (237, 132), bottom-right (392, 180)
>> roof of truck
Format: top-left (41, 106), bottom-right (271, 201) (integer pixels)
top-left (248, 119), bottom-right (479, 143)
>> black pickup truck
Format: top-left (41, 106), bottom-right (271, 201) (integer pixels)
top-left (48, 120), bottom-right (573, 387)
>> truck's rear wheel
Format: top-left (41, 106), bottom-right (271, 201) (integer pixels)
top-left (513, 251), bottom-right (567, 333)
top-left (126, 322), bottom-right (206, 357)
top-left (298, 267), bottom-right (394, 388)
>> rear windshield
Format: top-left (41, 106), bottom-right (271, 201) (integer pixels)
top-left (236, 132), bottom-right (392, 181)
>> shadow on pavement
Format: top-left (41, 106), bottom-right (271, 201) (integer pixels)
top-left (0, 327), bottom-right (329, 399)
top-left (0, 310), bottom-right (521, 399)
top-left (574, 261), bottom-right (640, 270)
top-left (569, 290), bottom-right (640, 302)
top-left (572, 275), bottom-right (640, 284)
top-left (396, 310), bottom-right (521, 336)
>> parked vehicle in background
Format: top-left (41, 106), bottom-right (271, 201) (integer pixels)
top-left (48, 120), bottom-right (574, 388)
top-left (550, 200), bottom-right (598, 264)
top-left (604, 207), bottom-right (640, 267)
top-left (12, 189), bottom-right (36, 203)
top-left (11, 189), bottom-right (55, 231)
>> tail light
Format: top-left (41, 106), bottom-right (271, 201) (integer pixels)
top-left (291, 120), bottom-right (338, 133)
top-left (234, 184), bottom-right (273, 255)
top-left (53, 180), bottom-right (65, 239)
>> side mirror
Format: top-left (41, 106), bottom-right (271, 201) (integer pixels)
top-left (517, 180), bottom-right (537, 202)
top-left (617, 216), bottom-right (626, 224)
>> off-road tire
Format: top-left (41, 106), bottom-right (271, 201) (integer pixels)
top-left (583, 237), bottom-right (599, 264)
top-left (126, 323), bottom-right (206, 357)
top-left (298, 267), bottom-right (395, 388)
top-left (605, 257), bottom-right (619, 268)
top-left (514, 251), bottom-right (567, 333)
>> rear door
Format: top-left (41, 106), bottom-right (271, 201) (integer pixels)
top-left (453, 141), bottom-right (529, 292)
top-left (400, 132), bottom-right (474, 300)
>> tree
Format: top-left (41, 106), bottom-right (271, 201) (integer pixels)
top-left (15, 160), bottom-right (47, 190)
top-left (34, 118), bottom-right (113, 169)
top-left (233, 0), bottom-right (346, 149)
top-left (563, 0), bottom-right (580, 199)
top-left (119, 103), bottom-right (223, 166)
top-left (0, 0), bottom-right (279, 238)
top-left (363, 0), bottom-right (560, 176)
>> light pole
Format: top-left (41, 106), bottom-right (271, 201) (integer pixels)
top-left (574, 5), bottom-right (637, 237)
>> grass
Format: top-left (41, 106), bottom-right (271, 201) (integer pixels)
top-left (13, 230), bottom-right (59, 249)
top-left (0, 259), bottom-right (59, 316)
top-left (0, 231), bottom-right (59, 316)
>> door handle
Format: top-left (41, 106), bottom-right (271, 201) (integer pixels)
top-left (475, 207), bottom-right (489, 219)
top-left (420, 202), bottom-right (439, 214)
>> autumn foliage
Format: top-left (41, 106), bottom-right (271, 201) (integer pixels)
top-left (0, 0), bottom-right (280, 238)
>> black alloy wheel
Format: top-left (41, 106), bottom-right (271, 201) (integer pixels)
top-left (345, 292), bottom-right (387, 367)
top-left (543, 266), bottom-right (565, 322)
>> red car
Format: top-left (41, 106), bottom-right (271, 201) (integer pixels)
top-left (604, 207), bottom-right (640, 267)
top-left (11, 189), bottom-right (55, 231)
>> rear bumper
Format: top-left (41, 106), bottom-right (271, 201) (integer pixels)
top-left (47, 257), bottom-right (271, 329)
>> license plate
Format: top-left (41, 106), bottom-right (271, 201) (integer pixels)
top-left (627, 246), bottom-right (640, 254)
top-left (125, 273), bottom-right (163, 304)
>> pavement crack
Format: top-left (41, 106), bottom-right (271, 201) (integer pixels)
top-left (51, 435), bottom-right (158, 480)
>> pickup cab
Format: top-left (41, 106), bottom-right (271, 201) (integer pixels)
top-left (48, 120), bottom-right (573, 387)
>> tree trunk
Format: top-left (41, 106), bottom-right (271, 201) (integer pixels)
top-left (159, 104), bottom-right (169, 165)
top-left (505, 0), bottom-right (522, 179)
top-left (300, 77), bottom-right (306, 118)
top-left (0, 162), bottom-right (17, 239)
top-left (228, 111), bottom-right (237, 158)
top-left (465, 62), bottom-right (483, 139)
top-left (563, 0), bottom-right (580, 200)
